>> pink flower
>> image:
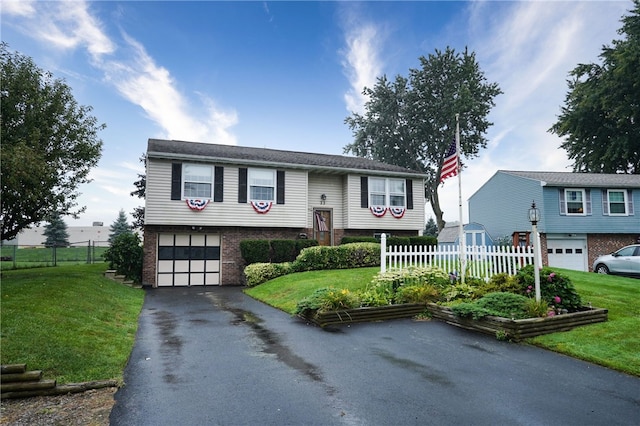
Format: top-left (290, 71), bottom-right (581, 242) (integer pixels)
top-left (547, 310), bottom-right (556, 317)
top-left (547, 272), bottom-right (556, 282)
top-left (554, 296), bottom-right (561, 304)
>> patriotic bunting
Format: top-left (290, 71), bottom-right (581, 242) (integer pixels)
top-left (251, 200), bottom-right (273, 214)
top-left (370, 206), bottom-right (387, 217)
top-left (186, 199), bottom-right (209, 211)
top-left (389, 206), bottom-right (405, 218)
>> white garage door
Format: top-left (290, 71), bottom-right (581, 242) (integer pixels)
top-left (547, 239), bottom-right (587, 271)
top-left (157, 234), bottom-right (220, 286)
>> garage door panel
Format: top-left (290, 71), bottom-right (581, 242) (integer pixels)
top-left (206, 273), bottom-right (220, 285)
top-left (547, 239), bottom-right (587, 271)
top-left (156, 233), bottom-right (221, 286)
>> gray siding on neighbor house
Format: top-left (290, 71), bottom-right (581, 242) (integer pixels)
top-left (469, 172), bottom-right (543, 240)
top-left (542, 186), bottom-right (640, 234)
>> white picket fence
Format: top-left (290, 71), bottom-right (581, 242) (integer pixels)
top-left (380, 233), bottom-right (538, 281)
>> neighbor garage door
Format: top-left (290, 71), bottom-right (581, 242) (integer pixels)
top-left (157, 233), bottom-right (220, 286)
top-left (547, 239), bottom-right (587, 272)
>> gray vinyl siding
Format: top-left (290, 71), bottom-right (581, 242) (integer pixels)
top-left (308, 174), bottom-right (343, 227)
top-left (468, 172), bottom-right (543, 240)
top-left (145, 159), bottom-right (308, 227)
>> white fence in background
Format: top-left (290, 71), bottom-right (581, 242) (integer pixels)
top-left (380, 233), bottom-right (538, 281)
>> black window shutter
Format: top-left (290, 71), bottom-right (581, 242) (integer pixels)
top-left (406, 179), bottom-right (413, 210)
top-left (214, 166), bottom-right (224, 202)
top-left (238, 168), bottom-right (247, 203)
top-left (171, 163), bottom-right (182, 200)
top-left (360, 177), bottom-right (368, 208)
top-left (276, 170), bottom-right (285, 204)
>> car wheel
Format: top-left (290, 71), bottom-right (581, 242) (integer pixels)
top-left (595, 264), bottom-right (609, 274)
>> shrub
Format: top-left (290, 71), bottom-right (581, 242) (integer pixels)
top-left (295, 239), bottom-right (319, 253)
top-left (103, 232), bottom-right (143, 283)
top-left (445, 282), bottom-right (477, 302)
top-left (387, 236), bottom-right (411, 247)
top-left (240, 240), bottom-right (270, 264)
top-left (451, 292), bottom-right (529, 320)
top-left (270, 239), bottom-right (296, 263)
top-left (294, 287), bottom-right (360, 316)
top-left (516, 265), bottom-right (582, 311)
top-left (395, 284), bottom-right (440, 304)
top-left (409, 236), bottom-right (437, 246)
top-left (340, 236), bottom-right (378, 244)
top-left (475, 292), bottom-right (529, 319)
top-left (358, 287), bottom-right (394, 307)
top-left (293, 243), bottom-right (380, 272)
top-left (244, 262), bottom-right (293, 287)
top-left (476, 273), bottom-right (521, 297)
top-left (372, 266), bottom-right (450, 291)
top-left (524, 298), bottom-right (550, 318)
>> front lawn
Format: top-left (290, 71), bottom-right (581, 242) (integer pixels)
top-left (0, 264), bottom-right (145, 384)
top-left (245, 266), bottom-right (640, 376)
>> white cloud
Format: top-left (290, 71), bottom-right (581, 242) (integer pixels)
top-left (1, 0), bottom-right (35, 17)
top-left (339, 4), bottom-right (385, 114)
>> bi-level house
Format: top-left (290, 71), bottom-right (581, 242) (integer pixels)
top-left (469, 170), bottom-right (640, 272)
top-left (143, 139), bottom-right (427, 286)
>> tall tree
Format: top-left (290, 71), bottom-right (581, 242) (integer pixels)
top-left (130, 154), bottom-right (146, 230)
top-left (42, 212), bottom-right (70, 248)
top-left (345, 47), bottom-right (501, 231)
top-left (109, 209), bottom-right (131, 243)
top-left (550, 1), bottom-right (640, 174)
top-left (0, 43), bottom-right (104, 241)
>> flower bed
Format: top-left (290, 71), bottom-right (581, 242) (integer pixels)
top-left (298, 304), bottom-right (426, 328)
top-left (426, 303), bottom-right (608, 341)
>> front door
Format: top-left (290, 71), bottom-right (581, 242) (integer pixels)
top-left (314, 209), bottom-right (332, 246)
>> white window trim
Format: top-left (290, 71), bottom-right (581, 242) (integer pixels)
top-left (248, 168), bottom-right (276, 202)
top-left (607, 189), bottom-right (628, 216)
top-left (368, 177), bottom-right (406, 207)
top-left (565, 188), bottom-right (586, 216)
top-left (182, 163), bottom-right (213, 199)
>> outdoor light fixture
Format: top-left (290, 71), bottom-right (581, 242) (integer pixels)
top-left (320, 193), bottom-right (327, 204)
top-left (528, 200), bottom-right (541, 302)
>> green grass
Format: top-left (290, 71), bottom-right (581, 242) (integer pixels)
top-left (0, 263), bottom-right (145, 384)
top-left (245, 267), bottom-right (379, 313)
top-left (246, 266), bottom-right (640, 376)
top-left (529, 268), bottom-right (640, 376)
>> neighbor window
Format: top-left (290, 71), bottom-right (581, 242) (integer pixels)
top-left (565, 189), bottom-right (586, 215)
top-left (607, 190), bottom-right (627, 215)
top-left (183, 164), bottom-right (213, 198)
top-left (369, 178), bottom-right (406, 207)
top-left (249, 168), bottom-right (275, 201)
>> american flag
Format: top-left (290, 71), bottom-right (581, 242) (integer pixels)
top-left (316, 212), bottom-right (329, 232)
top-left (440, 140), bottom-right (458, 183)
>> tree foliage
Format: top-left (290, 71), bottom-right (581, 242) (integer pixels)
top-left (109, 209), bottom-right (131, 243)
top-left (344, 47), bottom-right (501, 230)
top-left (104, 232), bottom-right (143, 283)
top-left (130, 154), bottom-right (146, 230)
top-left (42, 212), bottom-right (70, 248)
top-left (550, 1), bottom-right (640, 174)
top-left (424, 217), bottom-right (438, 237)
top-left (0, 43), bottom-right (104, 241)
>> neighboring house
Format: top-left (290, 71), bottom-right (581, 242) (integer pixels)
top-left (437, 222), bottom-right (494, 247)
top-left (469, 170), bottom-right (640, 272)
top-left (143, 139), bottom-right (427, 286)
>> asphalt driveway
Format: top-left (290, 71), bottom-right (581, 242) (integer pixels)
top-left (110, 286), bottom-right (639, 425)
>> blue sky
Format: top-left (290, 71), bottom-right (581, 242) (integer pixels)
top-left (1, 0), bottom-right (632, 230)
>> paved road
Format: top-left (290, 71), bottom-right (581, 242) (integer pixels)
top-left (110, 287), bottom-right (639, 425)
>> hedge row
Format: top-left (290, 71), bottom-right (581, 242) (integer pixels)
top-left (340, 235), bottom-right (437, 247)
top-left (240, 239), bottom-right (319, 264)
top-left (244, 242), bottom-right (381, 287)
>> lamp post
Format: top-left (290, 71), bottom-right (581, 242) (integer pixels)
top-left (528, 201), bottom-right (541, 302)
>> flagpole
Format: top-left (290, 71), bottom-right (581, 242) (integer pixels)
top-left (456, 114), bottom-right (465, 285)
